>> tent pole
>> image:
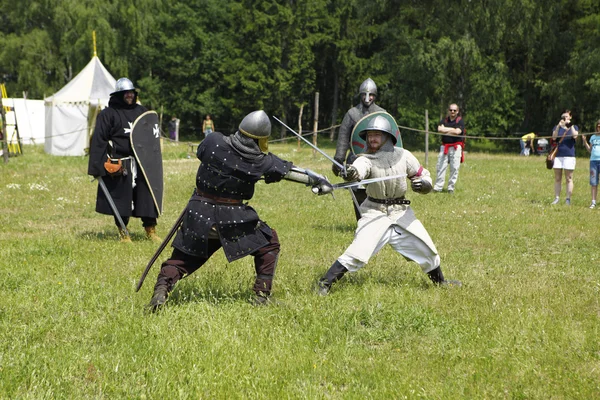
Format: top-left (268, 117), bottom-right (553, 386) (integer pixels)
top-left (1, 85), bottom-right (8, 163)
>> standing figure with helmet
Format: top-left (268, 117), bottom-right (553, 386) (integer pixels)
top-left (318, 114), bottom-right (461, 294)
top-left (434, 103), bottom-right (466, 193)
top-left (332, 78), bottom-right (386, 220)
top-left (147, 110), bottom-right (332, 311)
top-left (88, 77), bottom-right (163, 243)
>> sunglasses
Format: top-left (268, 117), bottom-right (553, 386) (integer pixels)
top-left (448, 109), bottom-right (458, 112)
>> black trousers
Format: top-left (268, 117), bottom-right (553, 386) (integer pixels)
top-left (114, 216), bottom-right (157, 228)
top-left (154, 229), bottom-right (280, 296)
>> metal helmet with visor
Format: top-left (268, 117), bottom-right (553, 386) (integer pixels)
top-left (359, 78), bottom-right (377, 107)
top-left (238, 110), bottom-right (272, 152)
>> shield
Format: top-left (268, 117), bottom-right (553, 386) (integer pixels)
top-left (130, 111), bottom-right (163, 215)
top-left (351, 111), bottom-right (403, 154)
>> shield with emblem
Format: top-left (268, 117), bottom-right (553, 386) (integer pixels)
top-left (130, 111), bottom-right (163, 215)
top-left (351, 111), bottom-right (403, 155)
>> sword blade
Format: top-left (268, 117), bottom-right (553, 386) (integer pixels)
top-left (135, 202), bottom-right (187, 292)
top-left (273, 116), bottom-right (345, 173)
top-left (97, 177), bottom-right (129, 237)
top-left (332, 174), bottom-right (407, 190)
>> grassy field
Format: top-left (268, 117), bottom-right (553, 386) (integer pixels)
top-left (1, 140), bottom-right (599, 399)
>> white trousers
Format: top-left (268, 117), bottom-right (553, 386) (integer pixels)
top-left (434, 145), bottom-right (462, 191)
top-left (338, 225), bottom-right (440, 274)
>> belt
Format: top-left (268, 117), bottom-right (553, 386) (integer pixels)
top-left (367, 196), bottom-right (411, 205)
top-left (195, 189), bottom-right (243, 205)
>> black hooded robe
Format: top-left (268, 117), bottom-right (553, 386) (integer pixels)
top-left (87, 94), bottom-right (158, 219)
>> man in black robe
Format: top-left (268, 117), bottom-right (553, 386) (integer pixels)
top-left (88, 77), bottom-right (161, 242)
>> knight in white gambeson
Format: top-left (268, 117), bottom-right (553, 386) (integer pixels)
top-left (318, 114), bottom-right (461, 294)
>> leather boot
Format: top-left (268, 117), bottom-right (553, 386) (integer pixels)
top-left (118, 227), bottom-right (132, 243)
top-left (317, 261), bottom-right (348, 295)
top-left (147, 265), bottom-right (181, 312)
top-left (148, 284), bottom-right (169, 312)
top-left (251, 293), bottom-right (271, 306)
top-left (427, 267), bottom-right (462, 287)
top-left (145, 226), bottom-right (162, 243)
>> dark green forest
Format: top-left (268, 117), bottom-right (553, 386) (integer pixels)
top-left (1, 0), bottom-right (599, 140)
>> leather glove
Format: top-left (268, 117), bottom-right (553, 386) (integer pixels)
top-left (343, 165), bottom-right (359, 182)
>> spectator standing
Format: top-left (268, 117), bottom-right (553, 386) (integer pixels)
top-left (551, 110), bottom-right (579, 205)
top-left (581, 119), bottom-right (600, 208)
top-left (434, 103), bottom-right (466, 193)
top-left (168, 116), bottom-right (178, 140)
top-left (202, 114), bottom-right (214, 138)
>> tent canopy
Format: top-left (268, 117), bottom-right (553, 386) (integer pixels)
top-left (45, 55), bottom-right (116, 106)
top-left (44, 56), bottom-right (116, 156)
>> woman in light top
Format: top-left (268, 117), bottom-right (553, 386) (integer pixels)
top-left (202, 114), bottom-right (214, 138)
top-left (581, 119), bottom-right (600, 209)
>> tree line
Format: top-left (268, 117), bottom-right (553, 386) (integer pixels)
top-left (1, 0), bottom-right (599, 142)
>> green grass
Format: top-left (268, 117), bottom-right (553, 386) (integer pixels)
top-left (1, 142), bottom-right (599, 399)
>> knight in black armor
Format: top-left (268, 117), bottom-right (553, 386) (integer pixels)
top-left (332, 78), bottom-right (385, 220)
top-left (148, 110), bottom-right (331, 310)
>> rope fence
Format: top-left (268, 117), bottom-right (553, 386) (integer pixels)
top-left (169, 120), bottom-right (594, 152)
top-left (35, 115), bottom-right (593, 153)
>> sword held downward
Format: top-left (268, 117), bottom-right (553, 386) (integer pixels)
top-left (96, 176), bottom-right (130, 237)
top-left (135, 199), bottom-right (188, 292)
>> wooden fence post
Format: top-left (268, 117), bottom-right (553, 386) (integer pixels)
top-left (159, 105), bottom-right (163, 138)
top-left (425, 109), bottom-right (429, 166)
top-left (313, 92), bottom-right (319, 157)
top-left (0, 86), bottom-right (8, 163)
top-left (298, 104), bottom-right (304, 152)
top-left (1, 113), bottom-right (7, 164)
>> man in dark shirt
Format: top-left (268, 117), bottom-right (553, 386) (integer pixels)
top-left (434, 103), bottom-right (466, 193)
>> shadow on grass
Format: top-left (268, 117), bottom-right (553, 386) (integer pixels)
top-left (311, 222), bottom-right (356, 233)
top-left (78, 230), bottom-right (147, 242)
top-left (311, 268), bottom-right (433, 294)
top-left (165, 280), bottom-right (256, 307)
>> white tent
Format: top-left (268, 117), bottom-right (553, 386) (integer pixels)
top-left (1, 98), bottom-right (46, 144)
top-left (44, 56), bottom-right (116, 156)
